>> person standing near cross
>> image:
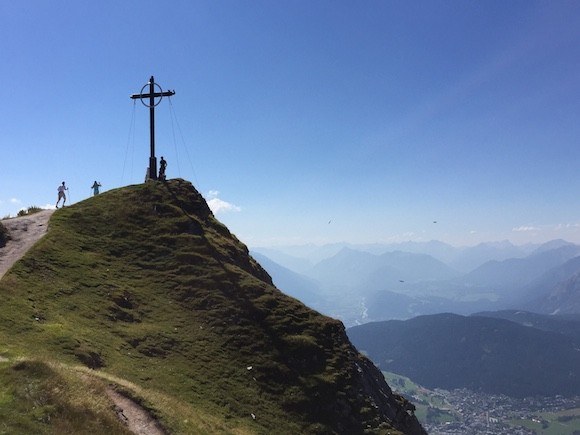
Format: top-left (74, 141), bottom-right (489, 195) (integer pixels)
top-left (159, 157), bottom-right (167, 181)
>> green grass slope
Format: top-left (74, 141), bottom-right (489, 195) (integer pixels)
top-left (0, 179), bottom-right (424, 434)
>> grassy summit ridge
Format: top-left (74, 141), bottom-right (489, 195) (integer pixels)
top-left (0, 179), bottom-right (423, 434)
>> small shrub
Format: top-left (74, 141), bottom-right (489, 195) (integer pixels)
top-left (0, 222), bottom-right (9, 247)
top-left (26, 206), bottom-right (43, 215)
top-left (17, 206), bottom-right (44, 217)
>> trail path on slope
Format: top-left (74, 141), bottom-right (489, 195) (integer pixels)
top-left (0, 209), bottom-right (55, 279)
top-left (106, 388), bottom-right (166, 435)
top-left (0, 211), bottom-right (166, 434)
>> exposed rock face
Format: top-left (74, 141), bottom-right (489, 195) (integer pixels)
top-left (352, 347), bottom-right (425, 434)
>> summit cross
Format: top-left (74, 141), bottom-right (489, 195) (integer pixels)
top-left (130, 76), bottom-right (175, 180)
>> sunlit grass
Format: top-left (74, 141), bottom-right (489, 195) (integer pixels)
top-left (0, 358), bottom-right (131, 435)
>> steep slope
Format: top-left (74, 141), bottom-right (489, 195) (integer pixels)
top-left (347, 313), bottom-right (580, 398)
top-left (0, 179), bottom-right (424, 435)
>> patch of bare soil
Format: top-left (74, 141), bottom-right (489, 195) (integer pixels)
top-left (0, 209), bottom-right (55, 279)
top-left (106, 388), bottom-right (166, 435)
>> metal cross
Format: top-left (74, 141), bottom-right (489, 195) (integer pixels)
top-left (130, 76), bottom-right (175, 180)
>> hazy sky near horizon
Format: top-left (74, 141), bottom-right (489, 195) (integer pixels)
top-left (2, 1), bottom-right (580, 247)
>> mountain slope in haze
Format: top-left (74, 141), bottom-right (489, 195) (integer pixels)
top-left (375, 240), bottom-right (459, 266)
top-left (530, 273), bottom-right (580, 315)
top-left (253, 243), bottom-right (349, 268)
top-left (255, 239), bottom-right (580, 326)
top-left (0, 179), bottom-right (424, 435)
top-left (448, 240), bottom-right (532, 273)
top-left (250, 247), bottom-right (314, 274)
top-left (255, 240), bottom-right (540, 275)
top-left (363, 251), bottom-right (459, 290)
top-left (473, 310), bottom-right (580, 344)
top-left (250, 251), bottom-right (324, 309)
top-left (307, 247), bottom-right (387, 288)
top-left (509, 254), bottom-right (580, 315)
top-left (460, 244), bottom-right (580, 292)
top-left (531, 239), bottom-right (577, 254)
top-left (347, 313), bottom-right (580, 398)
top-left (307, 247), bottom-right (457, 290)
top-left (518, 256), bottom-right (580, 302)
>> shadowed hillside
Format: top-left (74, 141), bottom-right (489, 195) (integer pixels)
top-left (347, 313), bottom-right (580, 398)
top-left (0, 179), bottom-right (424, 434)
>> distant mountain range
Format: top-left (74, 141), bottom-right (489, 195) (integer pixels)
top-left (459, 244), bottom-right (580, 294)
top-left (250, 252), bottom-right (324, 308)
top-left (305, 247), bottom-right (458, 289)
top-left (249, 241), bottom-right (580, 400)
top-left (253, 239), bottom-right (542, 274)
top-left (347, 312), bottom-right (580, 397)
top-left (252, 239), bottom-right (580, 325)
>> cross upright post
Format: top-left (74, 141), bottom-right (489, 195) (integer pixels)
top-left (130, 76), bottom-right (175, 180)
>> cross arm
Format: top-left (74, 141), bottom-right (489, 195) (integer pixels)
top-left (130, 90), bottom-right (176, 99)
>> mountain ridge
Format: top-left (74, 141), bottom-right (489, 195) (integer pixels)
top-left (0, 179), bottom-right (424, 434)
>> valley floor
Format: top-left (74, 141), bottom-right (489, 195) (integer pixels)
top-left (416, 388), bottom-right (580, 435)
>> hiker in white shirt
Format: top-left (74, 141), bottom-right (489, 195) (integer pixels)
top-left (56, 181), bottom-right (68, 208)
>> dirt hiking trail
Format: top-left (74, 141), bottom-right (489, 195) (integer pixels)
top-left (0, 209), bottom-right (54, 279)
top-left (107, 388), bottom-right (166, 435)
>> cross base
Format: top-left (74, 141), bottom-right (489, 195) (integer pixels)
top-left (149, 157), bottom-right (157, 180)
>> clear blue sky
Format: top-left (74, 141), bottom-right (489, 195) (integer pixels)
top-left (2, 1), bottom-right (580, 247)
